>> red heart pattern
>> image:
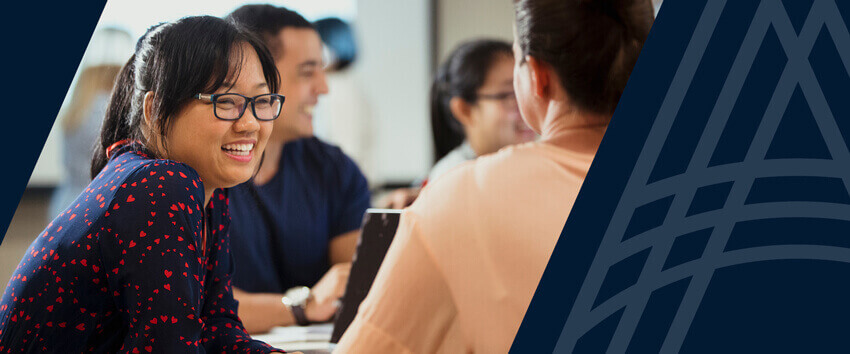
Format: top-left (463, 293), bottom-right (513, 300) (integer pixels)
top-left (0, 149), bottom-right (279, 353)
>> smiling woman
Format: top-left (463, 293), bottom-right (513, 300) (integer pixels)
top-left (143, 41), bottom-right (282, 201)
top-left (0, 16), bottom-right (289, 353)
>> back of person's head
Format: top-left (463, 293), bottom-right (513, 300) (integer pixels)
top-left (227, 4), bottom-right (314, 57)
top-left (431, 39), bottom-right (513, 163)
top-left (90, 15), bottom-right (279, 178)
top-left (315, 17), bottom-right (357, 71)
top-left (514, 0), bottom-right (654, 116)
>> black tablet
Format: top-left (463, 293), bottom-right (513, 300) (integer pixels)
top-left (330, 208), bottom-right (402, 343)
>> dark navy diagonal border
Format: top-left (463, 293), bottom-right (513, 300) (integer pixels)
top-left (0, 2), bottom-right (107, 246)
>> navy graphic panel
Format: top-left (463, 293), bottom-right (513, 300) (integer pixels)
top-left (0, 2), bottom-right (107, 246)
top-left (514, 0), bottom-right (850, 352)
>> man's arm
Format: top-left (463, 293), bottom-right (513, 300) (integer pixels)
top-left (232, 287), bottom-right (297, 334)
top-left (233, 262), bottom-right (352, 334)
top-left (329, 229), bottom-right (359, 264)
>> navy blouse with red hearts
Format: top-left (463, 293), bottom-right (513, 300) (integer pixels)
top-left (0, 144), bottom-right (280, 353)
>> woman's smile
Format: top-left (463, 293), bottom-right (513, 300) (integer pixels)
top-left (222, 140), bottom-right (256, 162)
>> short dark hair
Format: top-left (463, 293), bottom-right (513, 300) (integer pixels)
top-left (431, 39), bottom-right (513, 163)
top-left (91, 16), bottom-right (279, 178)
top-left (227, 4), bottom-right (314, 57)
top-left (514, 0), bottom-right (654, 116)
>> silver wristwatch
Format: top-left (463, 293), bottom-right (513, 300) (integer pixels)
top-left (281, 286), bottom-right (311, 326)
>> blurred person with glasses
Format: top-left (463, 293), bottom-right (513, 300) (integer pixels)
top-left (224, 5), bottom-right (371, 334)
top-left (427, 39), bottom-right (536, 183)
top-left (0, 16), bottom-right (292, 352)
top-left (382, 39), bottom-right (537, 209)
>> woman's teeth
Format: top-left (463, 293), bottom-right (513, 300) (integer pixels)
top-left (302, 105), bottom-right (314, 115)
top-left (222, 143), bottom-right (254, 156)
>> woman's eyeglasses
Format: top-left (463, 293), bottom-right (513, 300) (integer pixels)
top-left (195, 93), bottom-right (285, 121)
top-left (476, 91), bottom-right (518, 108)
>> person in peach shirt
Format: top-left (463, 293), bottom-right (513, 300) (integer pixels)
top-left (335, 0), bottom-right (655, 352)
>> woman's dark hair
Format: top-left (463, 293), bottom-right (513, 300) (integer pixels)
top-left (315, 17), bottom-right (357, 71)
top-left (90, 16), bottom-right (280, 178)
top-left (514, 0), bottom-right (654, 115)
top-left (431, 39), bottom-right (513, 163)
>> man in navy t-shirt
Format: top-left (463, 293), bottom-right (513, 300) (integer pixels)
top-left (227, 5), bottom-right (371, 333)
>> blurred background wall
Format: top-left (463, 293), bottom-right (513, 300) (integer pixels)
top-left (436, 0), bottom-right (513, 62)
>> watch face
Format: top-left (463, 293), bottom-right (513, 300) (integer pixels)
top-left (285, 286), bottom-right (311, 305)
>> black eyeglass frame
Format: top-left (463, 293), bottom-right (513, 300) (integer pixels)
top-left (474, 91), bottom-right (518, 108)
top-left (475, 91), bottom-right (516, 101)
top-left (194, 93), bottom-right (285, 121)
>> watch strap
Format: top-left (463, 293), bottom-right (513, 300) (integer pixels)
top-left (289, 303), bottom-right (309, 326)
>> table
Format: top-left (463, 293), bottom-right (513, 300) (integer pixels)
top-left (251, 323), bottom-right (335, 353)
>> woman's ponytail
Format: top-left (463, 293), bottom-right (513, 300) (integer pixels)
top-left (430, 63), bottom-right (465, 164)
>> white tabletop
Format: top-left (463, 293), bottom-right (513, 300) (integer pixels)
top-left (251, 323), bottom-right (335, 353)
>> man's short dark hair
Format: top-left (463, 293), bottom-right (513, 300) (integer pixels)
top-left (227, 4), bottom-right (314, 57)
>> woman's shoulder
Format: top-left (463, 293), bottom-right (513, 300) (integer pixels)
top-left (415, 142), bottom-right (582, 212)
top-left (110, 153), bottom-right (196, 181)
top-left (408, 141), bottom-right (589, 246)
top-left (428, 143), bottom-right (475, 183)
top-left (441, 142), bottom-right (556, 182)
top-left (100, 151), bottom-right (205, 206)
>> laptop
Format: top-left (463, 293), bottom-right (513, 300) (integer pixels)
top-left (257, 209), bottom-right (402, 353)
top-left (330, 208), bottom-right (402, 343)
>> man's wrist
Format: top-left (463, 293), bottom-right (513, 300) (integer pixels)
top-left (281, 286), bottom-right (311, 326)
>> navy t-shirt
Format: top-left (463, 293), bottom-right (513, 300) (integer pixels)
top-left (228, 137), bottom-right (371, 293)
